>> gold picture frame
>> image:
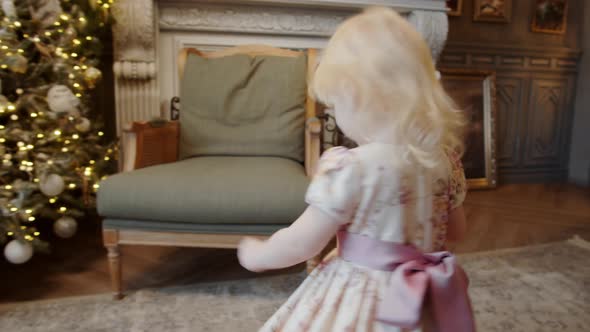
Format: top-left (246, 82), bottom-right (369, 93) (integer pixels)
top-left (473, 0), bottom-right (512, 23)
top-left (531, 0), bottom-right (568, 34)
top-left (439, 69), bottom-right (498, 189)
top-left (447, 0), bottom-right (464, 16)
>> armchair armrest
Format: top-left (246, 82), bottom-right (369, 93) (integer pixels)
top-left (121, 120), bottom-right (180, 172)
top-left (305, 117), bottom-right (322, 177)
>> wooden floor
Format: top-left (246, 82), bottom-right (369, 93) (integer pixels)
top-left (1, 184), bottom-right (589, 304)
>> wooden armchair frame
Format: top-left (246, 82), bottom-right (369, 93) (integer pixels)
top-left (103, 45), bottom-right (323, 299)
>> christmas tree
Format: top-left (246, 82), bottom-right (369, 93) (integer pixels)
top-left (0, 0), bottom-right (117, 264)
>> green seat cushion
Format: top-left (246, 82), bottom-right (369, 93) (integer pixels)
top-left (97, 157), bottom-right (309, 224)
top-left (102, 219), bottom-right (286, 235)
top-left (179, 53), bottom-right (307, 162)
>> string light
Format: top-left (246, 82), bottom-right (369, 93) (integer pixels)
top-left (68, 183), bottom-right (76, 189)
top-left (7, 232), bottom-right (13, 236)
top-left (5, 185), bottom-right (12, 190)
top-left (54, 130), bottom-right (62, 136)
top-left (28, 217), bottom-right (35, 221)
top-left (49, 198), bottom-right (57, 204)
top-left (34, 232), bottom-right (40, 236)
top-left (59, 207), bottom-right (67, 212)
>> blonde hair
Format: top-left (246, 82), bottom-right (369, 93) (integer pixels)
top-left (311, 7), bottom-right (465, 168)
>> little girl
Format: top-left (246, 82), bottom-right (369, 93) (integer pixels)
top-left (238, 7), bottom-right (475, 332)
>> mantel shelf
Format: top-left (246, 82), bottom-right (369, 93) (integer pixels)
top-left (157, 0), bottom-right (446, 12)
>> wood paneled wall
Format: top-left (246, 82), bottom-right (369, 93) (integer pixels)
top-left (439, 0), bottom-right (584, 183)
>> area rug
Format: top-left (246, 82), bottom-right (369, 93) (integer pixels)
top-left (1, 237), bottom-right (589, 332)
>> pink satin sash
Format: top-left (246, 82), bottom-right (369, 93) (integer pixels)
top-left (337, 231), bottom-right (476, 332)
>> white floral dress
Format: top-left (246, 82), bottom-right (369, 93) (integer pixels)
top-left (259, 143), bottom-right (467, 332)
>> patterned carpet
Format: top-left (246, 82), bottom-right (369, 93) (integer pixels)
top-left (1, 237), bottom-right (589, 332)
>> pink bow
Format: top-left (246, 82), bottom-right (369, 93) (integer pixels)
top-left (337, 231), bottom-right (476, 332)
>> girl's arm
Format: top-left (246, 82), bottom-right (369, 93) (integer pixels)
top-left (238, 206), bottom-right (340, 272)
top-left (446, 205), bottom-right (467, 243)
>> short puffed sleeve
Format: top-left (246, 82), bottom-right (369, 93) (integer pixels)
top-left (305, 147), bottom-right (363, 224)
top-left (448, 152), bottom-right (467, 209)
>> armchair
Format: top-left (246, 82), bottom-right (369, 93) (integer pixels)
top-left (98, 45), bottom-right (322, 299)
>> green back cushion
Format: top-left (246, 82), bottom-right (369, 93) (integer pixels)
top-left (179, 53), bottom-right (307, 162)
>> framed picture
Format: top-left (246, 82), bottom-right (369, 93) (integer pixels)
top-left (439, 69), bottom-right (498, 189)
top-left (446, 0), bottom-right (463, 16)
top-left (473, 0), bottom-right (512, 23)
top-left (531, 0), bottom-right (568, 34)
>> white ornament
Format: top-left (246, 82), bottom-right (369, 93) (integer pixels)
top-left (4, 239), bottom-right (33, 264)
top-left (39, 174), bottom-right (65, 197)
top-left (30, 0), bottom-right (62, 28)
top-left (53, 216), bottom-right (77, 238)
top-left (1, 0), bottom-right (16, 17)
top-left (36, 152), bottom-right (49, 160)
top-left (75, 117), bottom-right (91, 133)
top-left (47, 85), bottom-right (79, 114)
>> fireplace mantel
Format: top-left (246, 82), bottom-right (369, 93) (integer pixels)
top-left (111, 0), bottom-right (448, 135)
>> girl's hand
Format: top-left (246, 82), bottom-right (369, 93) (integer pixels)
top-left (237, 237), bottom-right (266, 272)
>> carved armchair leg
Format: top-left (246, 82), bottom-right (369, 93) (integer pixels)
top-left (103, 229), bottom-right (124, 300)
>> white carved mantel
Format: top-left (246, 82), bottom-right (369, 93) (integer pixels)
top-left (111, 0), bottom-right (448, 136)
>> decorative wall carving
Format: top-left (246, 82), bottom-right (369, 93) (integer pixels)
top-left (112, 0), bottom-right (156, 62)
top-left (440, 40), bottom-right (579, 182)
top-left (440, 42), bottom-right (581, 73)
top-left (495, 77), bottom-right (524, 168)
top-left (525, 79), bottom-right (570, 167)
top-left (160, 4), bottom-right (349, 36)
